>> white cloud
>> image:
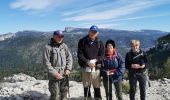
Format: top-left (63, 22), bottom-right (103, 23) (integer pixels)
top-left (63, 0), bottom-right (170, 22)
top-left (9, 0), bottom-right (78, 11)
top-left (72, 13), bottom-right (170, 29)
top-left (86, 13), bottom-right (170, 24)
top-left (62, 0), bottom-right (114, 16)
top-left (10, 0), bottom-right (56, 11)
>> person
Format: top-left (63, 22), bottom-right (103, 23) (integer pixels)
top-left (43, 30), bottom-right (73, 100)
top-left (101, 39), bottom-right (125, 100)
top-left (125, 40), bottom-right (147, 100)
top-left (77, 25), bottom-right (105, 100)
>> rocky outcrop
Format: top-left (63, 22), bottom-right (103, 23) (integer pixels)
top-left (0, 73), bottom-right (170, 100)
top-left (0, 73), bottom-right (49, 100)
top-left (3, 73), bottom-right (36, 82)
top-left (0, 33), bottom-right (15, 41)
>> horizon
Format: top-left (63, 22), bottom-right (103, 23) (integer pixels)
top-left (1, 27), bottom-right (169, 35)
top-left (1, 0), bottom-right (170, 34)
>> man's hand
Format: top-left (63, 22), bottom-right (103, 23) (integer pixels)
top-left (64, 69), bottom-right (71, 75)
top-left (87, 59), bottom-right (97, 68)
top-left (55, 73), bottom-right (62, 80)
top-left (88, 63), bottom-right (96, 68)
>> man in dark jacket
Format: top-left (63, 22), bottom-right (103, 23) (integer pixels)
top-left (43, 30), bottom-right (73, 100)
top-left (125, 40), bottom-right (147, 100)
top-left (77, 25), bottom-right (105, 100)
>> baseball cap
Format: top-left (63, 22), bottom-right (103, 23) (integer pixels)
top-left (89, 25), bottom-right (98, 33)
top-left (53, 30), bottom-right (64, 37)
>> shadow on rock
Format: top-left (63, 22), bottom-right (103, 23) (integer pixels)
top-left (0, 90), bottom-right (49, 100)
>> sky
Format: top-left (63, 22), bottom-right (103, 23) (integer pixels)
top-left (0, 0), bottom-right (170, 34)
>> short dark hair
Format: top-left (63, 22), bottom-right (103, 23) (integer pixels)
top-left (105, 39), bottom-right (115, 48)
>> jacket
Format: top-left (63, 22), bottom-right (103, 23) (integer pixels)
top-left (125, 49), bottom-right (147, 73)
top-left (77, 35), bottom-right (105, 68)
top-left (101, 52), bottom-right (125, 82)
top-left (43, 38), bottom-right (73, 80)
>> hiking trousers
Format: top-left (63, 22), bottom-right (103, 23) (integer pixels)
top-left (103, 77), bottom-right (123, 100)
top-left (82, 69), bottom-right (102, 99)
top-left (128, 71), bottom-right (147, 100)
top-left (48, 78), bottom-right (68, 100)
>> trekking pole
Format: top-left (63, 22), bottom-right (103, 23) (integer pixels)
top-left (66, 75), bottom-right (70, 100)
top-left (148, 80), bottom-right (151, 87)
top-left (86, 68), bottom-right (92, 100)
top-left (107, 69), bottom-right (109, 100)
top-left (147, 73), bottom-right (151, 87)
top-left (146, 69), bottom-right (151, 87)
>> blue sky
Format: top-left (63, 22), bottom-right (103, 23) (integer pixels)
top-left (0, 0), bottom-right (170, 34)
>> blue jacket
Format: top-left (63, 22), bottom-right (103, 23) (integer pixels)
top-left (101, 52), bottom-right (125, 82)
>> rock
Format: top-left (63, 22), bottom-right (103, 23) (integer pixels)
top-left (0, 73), bottom-right (170, 100)
top-left (161, 78), bottom-right (170, 84)
top-left (3, 73), bottom-right (36, 83)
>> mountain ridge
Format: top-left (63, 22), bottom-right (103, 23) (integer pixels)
top-left (147, 33), bottom-right (170, 79)
top-left (0, 28), bottom-right (168, 38)
top-left (0, 28), bottom-right (168, 68)
top-left (0, 28), bottom-right (169, 80)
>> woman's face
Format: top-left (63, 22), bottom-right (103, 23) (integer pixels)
top-left (107, 44), bottom-right (114, 52)
top-left (131, 44), bottom-right (140, 52)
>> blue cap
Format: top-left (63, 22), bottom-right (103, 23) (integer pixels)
top-left (89, 25), bottom-right (98, 32)
top-left (53, 30), bottom-right (64, 37)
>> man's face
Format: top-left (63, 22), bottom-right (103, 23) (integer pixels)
top-left (131, 44), bottom-right (140, 52)
top-left (53, 35), bottom-right (64, 44)
top-left (88, 30), bottom-right (98, 40)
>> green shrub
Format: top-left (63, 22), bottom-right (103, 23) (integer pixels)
top-left (121, 81), bottom-right (130, 94)
top-left (124, 70), bottom-right (128, 80)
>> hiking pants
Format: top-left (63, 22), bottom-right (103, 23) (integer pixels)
top-left (82, 69), bottom-right (102, 99)
top-left (48, 78), bottom-right (68, 100)
top-left (103, 77), bottom-right (123, 100)
top-left (128, 71), bottom-right (147, 100)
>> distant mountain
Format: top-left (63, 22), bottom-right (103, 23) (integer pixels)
top-left (0, 28), bottom-right (168, 69)
top-left (0, 33), bottom-right (15, 41)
